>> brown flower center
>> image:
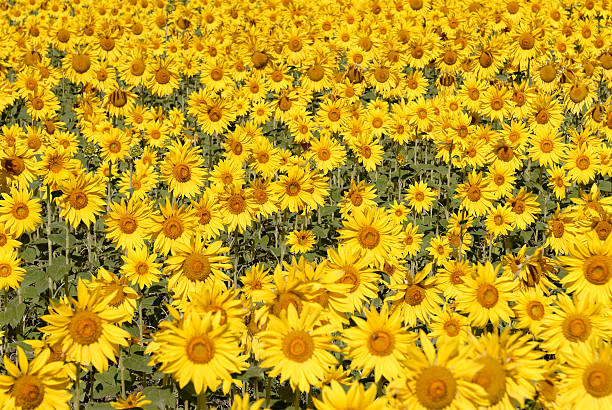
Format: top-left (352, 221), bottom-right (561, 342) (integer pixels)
top-left (368, 330), bottom-right (395, 356)
top-left (186, 336), bottom-right (214, 364)
top-left (69, 310), bottom-right (102, 345)
top-left (477, 283), bottom-right (499, 308)
top-left (358, 227), bottom-right (380, 249)
top-left (162, 216), bottom-right (183, 239)
top-left (12, 375), bottom-right (45, 410)
top-left (282, 330), bottom-right (314, 363)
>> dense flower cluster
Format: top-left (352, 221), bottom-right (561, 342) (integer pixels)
top-left (0, 0), bottom-right (611, 408)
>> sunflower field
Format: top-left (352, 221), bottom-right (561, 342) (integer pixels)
top-left (1, 0), bottom-right (612, 409)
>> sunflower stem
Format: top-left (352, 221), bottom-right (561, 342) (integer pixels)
top-left (293, 387), bottom-right (300, 410)
top-left (265, 377), bottom-right (271, 407)
top-left (119, 350), bottom-right (126, 398)
top-left (46, 186), bottom-right (53, 298)
top-left (197, 390), bottom-right (207, 410)
top-left (74, 364), bottom-right (80, 410)
top-left (64, 224), bottom-right (70, 295)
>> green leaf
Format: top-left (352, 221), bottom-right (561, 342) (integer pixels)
top-left (0, 298), bottom-right (26, 327)
top-left (93, 367), bottom-right (118, 399)
top-left (142, 386), bottom-right (176, 410)
top-left (20, 247), bottom-right (38, 264)
top-left (85, 403), bottom-right (114, 410)
top-left (123, 353), bottom-right (152, 373)
top-left (47, 262), bottom-right (69, 281)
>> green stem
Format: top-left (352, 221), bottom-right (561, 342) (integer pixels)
top-left (119, 350), bottom-right (125, 398)
top-left (197, 390), bottom-right (207, 409)
top-left (74, 365), bottom-right (80, 410)
top-left (294, 387), bottom-right (300, 410)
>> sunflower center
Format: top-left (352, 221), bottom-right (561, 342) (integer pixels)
top-left (443, 50), bottom-right (457, 66)
top-left (576, 155), bottom-right (590, 170)
top-left (519, 32), bottom-right (535, 50)
top-left (540, 139), bottom-right (554, 153)
top-left (286, 182), bottom-right (301, 196)
top-left (467, 186), bottom-right (481, 202)
top-left (227, 194), bottom-right (247, 215)
top-left (68, 191), bottom-right (88, 210)
top-left (31, 96), bottom-right (44, 110)
top-left (252, 188), bottom-right (268, 205)
top-left (479, 51), bottom-right (493, 68)
top-left (72, 54), bottom-right (91, 73)
top-left (57, 28), bottom-right (70, 42)
top-left (183, 253), bottom-right (211, 281)
top-left (527, 301), bottom-right (545, 320)
top-left (282, 330), bottom-right (314, 363)
top-left (563, 316), bottom-right (591, 342)
top-left (307, 65), bottom-right (325, 81)
top-left (404, 285), bottom-right (425, 306)
top-left (130, 59), bottom-right (145, 76)
top-left (358, 227), bottom-right (380, 249)
top-left (210, 68), bottom-right (223, 81)
top-left (0, 263), bottom-right (11, 278)
top-left (100, 36), bottom-right (115, 51)
top-left (136, 262), bottom-right (149, 275)
top-left (477, 283), bottom-right (499, 308)
top-left (512, 200), bottom-right (525, 214)
top-left (368, 330), bottom-right (394, 356)
top-left (474, 356), bottom-right (506, 405)
top-left (327, 108), bottom-right (340, 122)
top-left (208, 107), bottom-right (222, 122)
top-left (110, 90), bottom-right (127, 108)
top-left (443, 320), bottom-right (460, 337)
top-left (4, 158), bottom-right (25, 176)
top-left (106, 283), bottom-right (126, 307)
top-left (257, 152), bottom-right (269, 163)
top-left (361, 145), bottom-right (372, 159)
top-left (186, 336), bottom-right (215, 364)
top-left (69, 311), bottom-right (102, 345)
top-left (496, 145), bottom-right (514, 161)
top-left (338, 268), bottom-right (359, 292)
top-left (584, 256), bottom-right (611, 285)
top-left (583, 363), bottom-right (612, 398)
top-left (120, 216), bottom-right (137, 234)
top-left (0, 233), bottom-right (6, 247)
top-left (173, 164), bottom-right (191, 183)
top-left (536, 109), bottom-right (550, 124)
top-left (415, 366), bottom-right (457, 409)
top-left (570, 84), bottom-right (588, 103)
top-left (490, 98), bottom-right (504, 111)
top-left (551, 220), bottom-right (564, 238)
top-left (373, 67), bottom-right (389, 83)
top-left (155, 68), bottom-right (171, 84)
top-left (12, 375), bottom-right (45, 410)
top-left (162, 216), bottom-right (183, 239)
top-left (595, 221), bottom-right (612, 240)
top-left (251, 51), bottom-right (268, 69)
top-left (350, 192), bottom-right (363, 206)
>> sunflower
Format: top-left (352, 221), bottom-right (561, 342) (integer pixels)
top-left (259, 305), bottom-right (338, 392)
top-left (166, 236), bottom-right (231, 300)
top-left (324, 246), bottom-right (379, 314)
top-left (209, 158), bottom-right (245, 194)
top-left (481, 86), bottom-right (512, 122)
top-left (120, 246), bottom-right (162, 290)
top-left (344, 303), bottom-right (413, 382)
top-left (389, 263), bottom-right (442, 326)
top-left (558, 234), bottom-right (612, 304)
top-left (99, 127), bottom-right (131, 163)
top-left (273, 167), bottom-right (314, 213)
top-left (508, 188), bottom-right (541, 230)
top-left (387, 332), bottom-right (487, 410)
top-left (339, 180), bottom-right (378, 218)
top-left (26, 87), bottom-right (60, 121)
top-left (218, 184), bottom-right (257, 234)
top-left (337, 206), bottom-right (403, 269)
top-left (513, 288), bottom-right (552, 337)
top-left (565, 143), bottom-right (602, 185)
top-left (528, 93), bottom-right (564, 133)
top-left (105, 198), bottom-right (152, 251)
top-left (456, 261), bottom-right (515, 327)
top-left (161, 140), bottom-right (207, 199)
top-left (429, 307), bottom-right (471, 346)
top-left (540, 293), bottom-right (610, 359)
top-left (151, 199), bottom-right (198, 256)
top-left (307, 136), bottom-right (346, 174)
top-left (192, 96), bottom-right (237, 136)
top-left (437, 259), bottom-right (473, 300)
top-left (0, 346), bottom-right (72, 410)
top-left (352, 136), bottom-right (384, 172)
top-left (529, 128), bottom-right (567, 167)
top-left (110, 392), bottom-right (152, 410)
top-left (85, 268), bottom-right (139, 325)
top-left (454, 171), bottom-right (495, 217)
top-left (286, 230), bottom-right (316, 254)
top-left (240, 264), bottom-right (274, 305)
top-left (485, 204), bottom-right (515, 239)
top-left (191, 190), bottom-right (224, 240)
top-left (40, 279), bottom-right (131, 372)
top-left (103, 84), bottom-right (137, 119)
top-left (404, 180), bottom-right (436, 214)
top-left (57, 172), bottom-right (106, 229)
top-left (0, 187), bottom-right (42, 237)
top-left (545, 206), bottom-right (577, 255)
top-left (145, 56), bottom-right (180, 97)
top-left (469, 328), bottom-right (546, 408)
top-left (313, 380), bottom-right (386, 410)
top-left (149, 310), bottom-right (247, 395)
top-left (559, 340), bottom-right (612, 409)
top-left (0, 248), bottom-right (25, 291)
